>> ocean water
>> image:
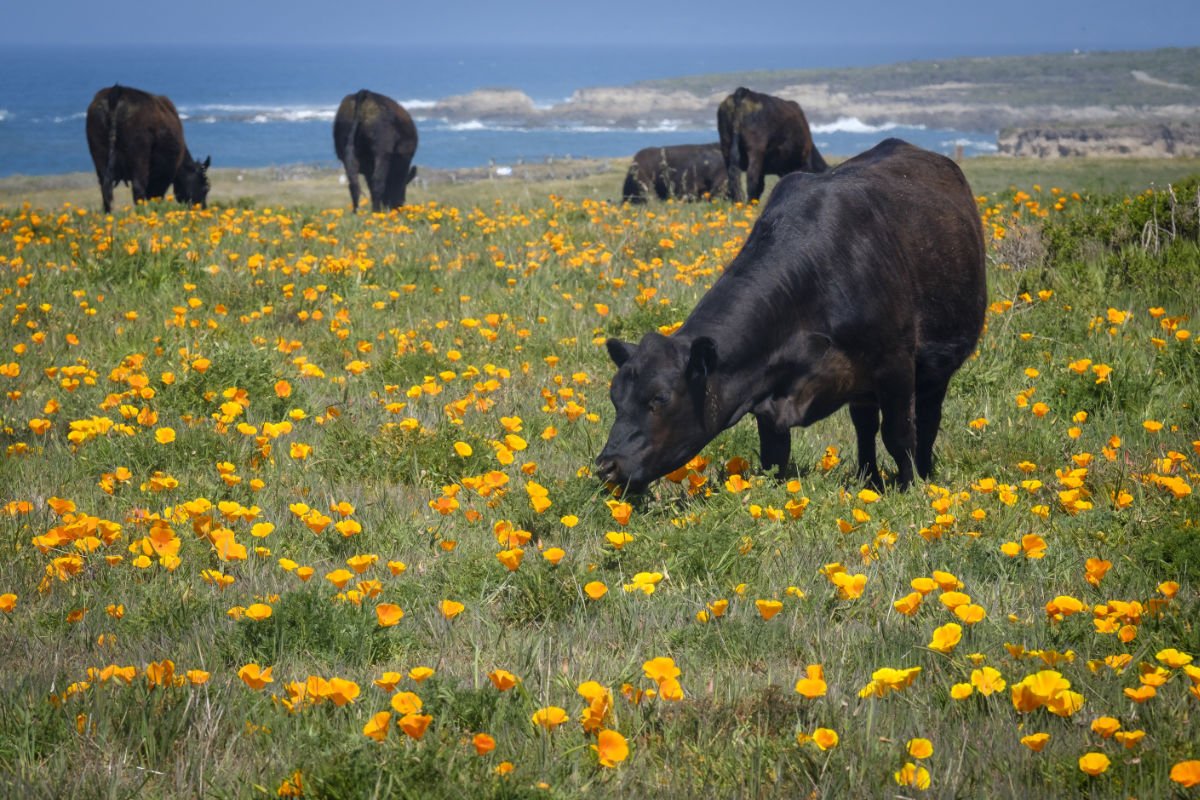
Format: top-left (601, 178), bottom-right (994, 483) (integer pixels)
top-left (0, 42), bottom-right (1026, 177)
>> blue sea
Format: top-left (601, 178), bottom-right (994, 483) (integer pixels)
top-left (0, 42), bottom-right (1043, 177)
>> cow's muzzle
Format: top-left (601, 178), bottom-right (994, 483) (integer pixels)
top-left (594, 453), bottom-right (648, 494)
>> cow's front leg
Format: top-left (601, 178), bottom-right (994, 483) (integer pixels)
top-left (755, 414), bottom-right (791, 478)
top-left (130, 163), bottom-right (150, 206)
top-left (848, 403), bottom-right (883, 489)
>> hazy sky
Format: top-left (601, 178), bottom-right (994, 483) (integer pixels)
top-left (3, 0), bottom-right (1198, 48)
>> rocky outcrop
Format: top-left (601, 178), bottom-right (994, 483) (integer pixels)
top-left (431, 89), bottom-right (538, 121)
top-left (553, 87), bottom-right (714, 126)
top-left (427, 87), bottom-right (717, 127)
top-left (998, 123), bottom-right (1200, 158)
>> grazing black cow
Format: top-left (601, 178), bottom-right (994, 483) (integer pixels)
top-left (622, 143), bottom-right (728, 204)
top-left (85, 85), bottom-right (210, 213)
top-left (718, 86), bottom-right (828, 203)
top-left (333, 89), bottom-right (419, 212)
top-left (595, 139), bottom-right (986, 493)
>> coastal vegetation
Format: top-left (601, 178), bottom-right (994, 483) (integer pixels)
top-left (640, 47), bottom-right (1200, 117)
top-left (0, 164), bottom-right (1197, 797)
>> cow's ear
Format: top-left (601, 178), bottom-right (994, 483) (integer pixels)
top-left (202, 156), bottom-right (211, 169)
top-left (606, 338), bottom-right (635, 367)
top-left (407, 165), bottom-right (418, 184)
top-left (687, 336), bottom-right (718, 382)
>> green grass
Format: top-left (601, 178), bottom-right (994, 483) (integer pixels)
top-left (6, 155), bottom-right (1200, 214)
top-left (639, 47), bottom-right (1200, 109)
top-left (0, 164), bottom-right (1197, 798)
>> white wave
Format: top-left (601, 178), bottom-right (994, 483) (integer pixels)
top-left (177, 103), bottom-right (338, 123)
top-left (399, 99), bottom-right (437, 109)
top-left (51, 112), bottom-right (87, 123)
top-left (433, 118), bottom-right (702, 134)
top-left (634, 119), bottom-right (684, 133)
top-left (941, 137), bottom-right (998, 152)
top-left (444, 119), bottom-right (490, 131)
top-left (0, 109), bottom-right (8, 122)
top-left (809, 116), bottom-right (925, 135)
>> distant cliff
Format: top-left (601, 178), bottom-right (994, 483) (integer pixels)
top-left (998, 123), bottom-right (1200, 158)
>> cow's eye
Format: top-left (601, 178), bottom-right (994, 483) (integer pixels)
top-left (648, 392), bottom-right (670, 412)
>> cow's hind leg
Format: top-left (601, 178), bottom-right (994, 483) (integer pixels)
top-left (343, 161), bottom-right (362, 212)
top-left (744, 152), bottom-right (767, 203)
top-left (915, 378), bottom-right (950, 480)
top-left (849, 403), bottom-right (883, 489)
top-left (755, 414), bottom-right (791, 478)
top-left (96, 169), bottom-right (114, 214)
top-left (878, 369), bottom-right (918, 489)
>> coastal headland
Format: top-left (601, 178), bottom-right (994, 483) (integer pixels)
top-left (426, 47), bottom-right (1200, 156)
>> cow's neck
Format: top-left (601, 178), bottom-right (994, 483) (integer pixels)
top-left (677, 330), bottom-right (774, 435)
top-left (709, 358), bottom-right (772, 433)
top-left (680, 280), bottom-right (793, 433)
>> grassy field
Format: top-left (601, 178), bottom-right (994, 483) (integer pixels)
top-left (6, 155), bottom-right (1200, 213)
top-left (0, 159), bottom-right (1198, 798)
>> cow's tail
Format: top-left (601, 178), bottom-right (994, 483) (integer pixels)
top-left (104, 84), bottom-right (123, 185)
top-left (343, 89), bottom-right (367, 179)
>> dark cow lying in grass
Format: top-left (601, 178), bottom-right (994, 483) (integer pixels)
top-left (621, 143), bottom-right (728, 203)
top-left (333, 89), bottom-right (419, 212)
top-left (718, 86), bottom-right (827, 203)
top-left (596, 139), bottom-right (986, 493)
top-left (86, 84), bottom-right (210, 213)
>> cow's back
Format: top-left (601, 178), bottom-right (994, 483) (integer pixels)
top-left (337, 91), bottom-right (417, 159)
top-left (87, 86), bottom-right (186, 182)
top-left (692, 139), bottom-right (983, 364)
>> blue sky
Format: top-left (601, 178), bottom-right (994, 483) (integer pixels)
top-left (3, 0), bottom-right (1198, 47)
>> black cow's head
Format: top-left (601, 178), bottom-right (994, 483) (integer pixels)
top-left (595, 332), bottom-right (718, 493)
top-left (174, 154), bottom-right (211, 209)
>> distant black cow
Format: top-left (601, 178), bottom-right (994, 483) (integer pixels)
top-left (333, 90), bottom-right (419, 212)
top-left (622, 144), bottom-right (728, 204)
top-left (718, 87), bottom-right (827, 203)
top-left (85, 85), bottom-right (210, 214)
top-left (596, 139), bottom-right (986, 493)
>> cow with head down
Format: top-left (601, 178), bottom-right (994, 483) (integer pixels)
top-left (86, 84), bottom-right (210, 214)
top-left (334, 89), bottom-right (419, 212)
top-left (622, 143), bottom-right (728, 204)
top-left (719, 86), bottom-right (827, 203)
top-left (595, 139), bottom-right (986, 494)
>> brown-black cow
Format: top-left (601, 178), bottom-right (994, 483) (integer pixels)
top-left (718, 86), bottom-right (827, 203)
top-left (333, 90), bottom-right (418, 212)
top-left (622, 143), bottom-right (728, 204)
top-left (596, 139), bottom-right (986, 493)
top-left (86, 85), bottom-right (210, 214)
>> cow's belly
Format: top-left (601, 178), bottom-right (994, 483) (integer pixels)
top-left (754, 364), bottom-right (872, 429)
